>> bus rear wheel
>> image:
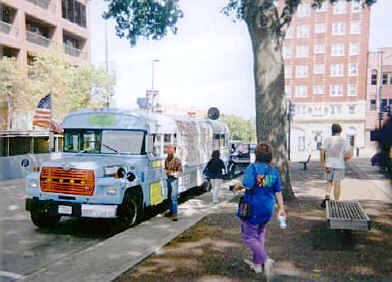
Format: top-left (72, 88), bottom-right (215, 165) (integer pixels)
top-left (30, 211), bottom-right (61, 228)
top-left (118, 190), bottom-right (143, 227)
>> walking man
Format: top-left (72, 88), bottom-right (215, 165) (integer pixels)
top-left (320, 124), bottom-right (353, 207)
top-left (164, 145), bottom-right (183, 221)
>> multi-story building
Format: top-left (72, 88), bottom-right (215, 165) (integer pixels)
top-left (278, 0), bottom-right (370, 159)
top-left (0, 0), bottom-right (90, 129)
top-left (0, 0), bottom-right (89, 64)
top-left (366, 48), bottom-right (392, 147)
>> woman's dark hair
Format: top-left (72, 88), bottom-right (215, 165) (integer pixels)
top-left (255, 142), bottom-right (273, 163)
top-left (332, 123), bottom-right (342, 136)
top-left (212, 150), bottom-right (220, 159)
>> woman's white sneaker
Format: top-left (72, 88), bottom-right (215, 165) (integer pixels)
top-left (243, 259), bottom-right (262, 273)
top-left (264, 258), bottom-right (275, 281)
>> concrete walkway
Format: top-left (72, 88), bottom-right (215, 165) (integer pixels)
top-left (19, 179), bottom-right (241, 282)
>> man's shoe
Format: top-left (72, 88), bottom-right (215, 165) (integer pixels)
top-left (264, 258), bottom-right (275, 281)
top-left (164, 212), bottom-right (173, 218)
top-left (172, 214), bottom-right (178, 221)
top-left (321, 196), bottom-right (330, 208)
top-left (243, 259), bottom-right (262, 273)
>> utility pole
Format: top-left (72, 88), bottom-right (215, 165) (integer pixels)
top-left (151, 59), bottom-right (159, 112)
top-left (105, 20), bottom-right (110, 108)
top-left (377, 50), bottom-right (384, 128)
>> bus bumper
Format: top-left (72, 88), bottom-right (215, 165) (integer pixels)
top-left (26, 198), bottom-right (118, 218)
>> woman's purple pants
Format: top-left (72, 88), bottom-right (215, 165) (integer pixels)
top-left (241, 221), bottom-right (268, 265)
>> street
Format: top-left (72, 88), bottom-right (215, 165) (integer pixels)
top-left (0, 179), bottom-right (118, 281)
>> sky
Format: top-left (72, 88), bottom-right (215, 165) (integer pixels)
top-left (89, 0), bottom-right (392, 119)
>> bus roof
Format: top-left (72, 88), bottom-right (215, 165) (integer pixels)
top-left (62, 109), bottom-right (229, 135)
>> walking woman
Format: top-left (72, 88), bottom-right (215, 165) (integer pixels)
top-left (233, 142), bottom-right (286, 279)
top-left (204, 150), bottom-right (226, 204)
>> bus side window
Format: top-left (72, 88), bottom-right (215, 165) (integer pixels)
top-left (220, 134), bottom-right (225, 147)
top-left (153, 134), bottom-right (163, 157)
top-left (213, 134), bottom-right (220, 150)
top-left (164, 134), bottom-right (171, 153)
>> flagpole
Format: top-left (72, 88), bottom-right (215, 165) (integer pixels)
top-left (49, 91), bottom-right (54, 152)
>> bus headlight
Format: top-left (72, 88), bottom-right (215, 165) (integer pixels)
top-left (29, 179), bottom-right (39, 189)
top-left (106, 186), bottom-right (117, 196)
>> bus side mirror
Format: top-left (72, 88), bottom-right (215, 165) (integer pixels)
top-left (21, 159), bottom-right (30, 168)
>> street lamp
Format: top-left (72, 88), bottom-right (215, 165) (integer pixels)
top-left (287, 100), bottom-right (294, 161)
top-left (151, 59), bottom-right (159, 112)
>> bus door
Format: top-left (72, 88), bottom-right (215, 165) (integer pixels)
top-left (146, 134), bottom-right (165, 206)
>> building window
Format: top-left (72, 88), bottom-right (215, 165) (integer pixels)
top-left (352, 1), bottom-right (361, 12)
top-left (314, 64), bottom-right (325, 75)
top-left (285, 27), bottom-right (293, 39)
top-left (296, 45), bottom-right (309, 58)
top-left (331, 64), bottom-right (344, 77)
top-left (297, 25), bottom-right (310, 38)
top-left (330, 84), bottom-right (344, 96)
top-left (316, 2), bottom-right (328, 12)
top-left (62, 0), bottom-right (87, 28)
top-left (285, 65), bottom-right (292, 79)
top-left (285, 85), bottom-right (291, 97)
top-left (350, 21), bottom-right (361, 34)
top-left (383, 73), bottom-right (388, 85)
top-left (349, 63), bottom-right (359, 76)
top-left (371, 70), bottom-right (378, 85)
top-left (296, 65), bottom-right (308, 78)
top-left (348, 105), bottom-right (356, 114)
top-left (331, 43), bottom-right (345, 56)
top-left (382, 72), bottom-right (392, 85)
top-left (370, 99), bottom-right (376, 111)
top-left (348, 84), bottom-right (358, 96)
top-left (381, 99), bottom-right (388, 112)
top-left (315, 23), bottom-right (327, 34)
top-left (314, 44), bottom-right (326, 54)
top-left (298, 136), bottom-right (305, 152)
top-left (313, 85), bottom-right (325, 95)
top-left (332, 22), bottom-right (345, 35)
top-left (298, 3), bottom-right (311, 17)
top-left (283, 46), bottom-right (292, 59)
top-left (295, 85), bottom-right (308, 97)
top-left (349, 43), bottom-right (360, 56)
top-left (333, 1), bottom-right (347, 14)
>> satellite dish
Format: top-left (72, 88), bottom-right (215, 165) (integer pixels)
top-left (208, 107), bottom-right (220, 120)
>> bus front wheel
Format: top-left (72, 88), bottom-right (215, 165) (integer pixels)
top-left (118, 190), bottom-right (143, 227)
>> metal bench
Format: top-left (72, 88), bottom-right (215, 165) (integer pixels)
top-left (299, 154), bottom-right (311, 170)
top-left (326, 200), bottom-right (371, 231)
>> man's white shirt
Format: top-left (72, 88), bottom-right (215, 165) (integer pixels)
top-left (321, 136), bottom-right (352, 169)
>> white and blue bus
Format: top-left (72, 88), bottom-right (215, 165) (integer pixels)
top-left (24, 109), bottom-right (230, 228)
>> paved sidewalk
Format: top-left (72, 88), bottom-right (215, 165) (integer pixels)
top-left (19, 179), bottom-right (240, 282)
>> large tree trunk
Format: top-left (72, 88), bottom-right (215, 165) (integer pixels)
top-left (245, 1), bottom-right (295, 201)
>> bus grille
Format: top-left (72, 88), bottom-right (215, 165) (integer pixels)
top-left (40, 167), bottom-right (95, 196)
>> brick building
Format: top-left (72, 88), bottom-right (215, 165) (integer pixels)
top-left (366, 48), bottom-right (392, 146)
top-left (0, 0), bottom-right (90, 129)
top-left (277, 0), bottom-right (370, 159)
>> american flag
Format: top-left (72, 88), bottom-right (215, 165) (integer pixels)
top-left (32, 94), bottom-right (59, 132)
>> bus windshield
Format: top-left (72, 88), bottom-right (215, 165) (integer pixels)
top-left (64, 129), bottom-right (145, 154)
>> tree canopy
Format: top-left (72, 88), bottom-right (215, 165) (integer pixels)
top-left (220, 114), bottom-right (256, 143)
top-left (0, 52), bottom-right (115, 130)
